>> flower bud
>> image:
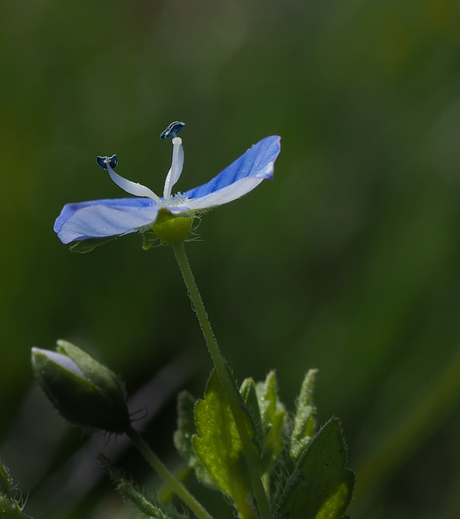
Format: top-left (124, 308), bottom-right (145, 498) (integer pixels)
top-left (31, 341), bottom-right (131, 433)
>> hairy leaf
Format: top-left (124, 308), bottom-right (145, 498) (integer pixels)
top-left (174, 390), bottom-right (216, 488)
top-left (275, 418), bottom-right (354, 519)
top-left (256, 371), bottom-right (286, 472)
top-left (240, 377), bottom-right (264, 448)
top-left (290, 369), bottom-right (318, 461)
top-left (193, 371), bottom-right (255, 517)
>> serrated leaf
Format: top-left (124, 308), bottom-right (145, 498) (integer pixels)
top-left (256, 371), bottom-right (286, 472)
top-left (290, 369), bottom-right (318, 461)
top-left (193, 371), bottom-right (255, 518)
top-left (173, 391), bottom-right (216, 488)
top-left (275, 418), bottom-right (354, 519)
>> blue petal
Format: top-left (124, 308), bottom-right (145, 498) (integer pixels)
top-left (184, 136), bottom-right (281, 200)
top-left (54, 198), bottom-right (159, 244)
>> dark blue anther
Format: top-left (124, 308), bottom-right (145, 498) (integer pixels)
top-left (96, 154), bottom-right (118, 170)
top-left (160, 121), bottom-right (185, 140)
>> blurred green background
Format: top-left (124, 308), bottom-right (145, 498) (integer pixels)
top-left (1, 0), bottom-right (460, 517)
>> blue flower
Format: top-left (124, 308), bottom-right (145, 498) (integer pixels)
top-left (54, 129), bottom-right (281, 247)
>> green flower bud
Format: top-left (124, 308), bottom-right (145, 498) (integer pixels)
top-left (31, 340), bottom-right (131, 433)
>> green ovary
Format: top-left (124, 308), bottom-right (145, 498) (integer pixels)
top-left (152, 209), bottom-right (194, 243)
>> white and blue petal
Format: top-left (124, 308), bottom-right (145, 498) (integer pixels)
top-left (182, 135), bottom-right (280, 210)
top-left (54, 198), bottom-right (159, 244)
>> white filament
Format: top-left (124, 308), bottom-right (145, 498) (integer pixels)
top-left (163, 137), bottom-right (184, 199)
top-left (106, 164), bottom-right (161, 202)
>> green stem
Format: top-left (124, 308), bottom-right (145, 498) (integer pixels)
top-left (172, 241), bottom-right (271, 519)
top-left (127, 427), bottom-right (213, 519)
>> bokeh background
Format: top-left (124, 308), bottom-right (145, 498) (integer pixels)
top-left (1, 0), bottom-right (460, 517)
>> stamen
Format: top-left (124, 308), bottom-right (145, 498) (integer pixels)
top-left (163, 137), bottom-right (184, 199)
top-left (96, 155), bottom-right (160, 202)
top-left (96, 155), bottom-right (118, 170)
top-left (160, 121), bottom-right (185, 140)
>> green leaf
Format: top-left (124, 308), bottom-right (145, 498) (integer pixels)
top-left (240, 377), bottom-right (264, 448)
top-left (193, 371), bottom-right (255, 517)
top-left (290, 369), bottom-right (318, 461)
top-left (256, 371), bottom-right (286, 473)
top-left (173, 391), bottom-right (216, 488)
top-left (275, 418), bottom-right (355, 519)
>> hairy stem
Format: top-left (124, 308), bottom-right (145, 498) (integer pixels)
top-left (172, 241), bottom-right (271, 519)
top-left (127, 427), bottom-right (213, 519)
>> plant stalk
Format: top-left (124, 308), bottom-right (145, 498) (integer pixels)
top-left (172, 241), bottom-right (271, 519)
top-left (127, 426), bottom-right (213, 519)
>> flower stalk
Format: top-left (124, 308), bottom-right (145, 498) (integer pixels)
top-left (172, 241), bottom-right (272, 519)
top-left (126, 426), bottom-right (213, 519)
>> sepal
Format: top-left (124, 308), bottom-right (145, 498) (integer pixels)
top-left (69, 236), bottom-right (117, 253)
